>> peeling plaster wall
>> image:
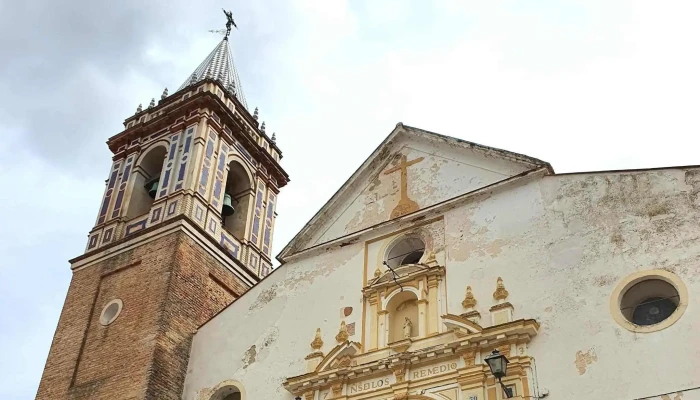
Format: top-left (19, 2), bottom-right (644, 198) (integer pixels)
top-left (444, 168), bottom-right (700, 400)
top-left (308, 137), bottom-right (531, 247)
top-left (182, 241), bottom-right (366, 400)
top-left (184, 166), bottom-right (700, 400)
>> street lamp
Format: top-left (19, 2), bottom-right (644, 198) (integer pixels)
top-left (484, 349), bottom-right (513, 398)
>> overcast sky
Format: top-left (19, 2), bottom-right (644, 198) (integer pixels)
top-left (2, 1), bottom-right (700, 398)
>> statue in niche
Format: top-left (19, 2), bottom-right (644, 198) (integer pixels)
top-left (403, 317), bottom-right (413, 339)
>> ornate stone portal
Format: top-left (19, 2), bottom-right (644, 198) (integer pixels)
top-left (285, 252), bottom-right (540, 400)
top-left (284, 318), bottom-right (539, 400)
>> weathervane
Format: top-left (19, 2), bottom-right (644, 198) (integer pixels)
top-left (207, 9), bottom-right (238, 38)
top-left (223, 9), bottom-right (237, 39)
top-left (209, 9), bottom-right (238, 39)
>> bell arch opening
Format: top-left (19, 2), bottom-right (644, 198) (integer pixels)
top-left (386, 290), bottom-right (419, 343)
top-left (385, 236), bottom-right (425, 270)
top-left (126, 145), bottom-right (167, 219)
top-left (222, 160), bottom-right (253, 239)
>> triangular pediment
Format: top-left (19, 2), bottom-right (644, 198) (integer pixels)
top-left (279, 124), bottom-right (551, 260)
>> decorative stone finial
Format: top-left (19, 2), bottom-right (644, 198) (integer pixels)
top-left (424, 250), bottom-right (437, 266)
top-left (373, 266), bottom-right (382, 278)
top-left (253, 107), bottom-right (259, 120)
top-left (310, 328), bottom-right (323, 350)
top-left (260, 121), bottom-right (266, 134)
top-left (335, 321), bottom-right (349, 343)
top-left (136, 103), bottom-right (142, 113)
top-left (462, 286), bottom-right (477, 309)
top-left (161, 88), bottom-right (168, 100)
top-left (148, 98), bottom-right (155, 108)
top-left (493, 277), bottom-right (509, 301)
top-left (271, 132), bottom-right (277, 144)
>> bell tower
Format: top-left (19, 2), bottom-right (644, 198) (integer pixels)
top-left (36, 18), bottom-right (288, 399)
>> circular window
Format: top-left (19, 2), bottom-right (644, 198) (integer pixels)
top-left (99, 299), bottom-right (123, 326)
top-left (611, 270), bottom-right (687, 333)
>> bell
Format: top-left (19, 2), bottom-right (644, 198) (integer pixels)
top-left (146, 178), bottom-right (159, 199)
top-left (222, 193), bottom-right (235, 216)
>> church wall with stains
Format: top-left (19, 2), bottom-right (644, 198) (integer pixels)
top-left (182, 125), bottom-right (700, 400)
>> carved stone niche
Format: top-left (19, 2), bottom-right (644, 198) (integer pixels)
top-left (363, 261), bottom-right (446, 350)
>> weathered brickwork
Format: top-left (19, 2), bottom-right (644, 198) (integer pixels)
top-left (36, 229), bottom-right (250, 400)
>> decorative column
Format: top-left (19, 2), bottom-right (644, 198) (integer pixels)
top-left (378, 310), bottom-right (389, 348)
top-left (456, 347), bottom-right (487, 400)
top-left (368, 292), bottom-right (379, 350)
top-left (427, 275), bottom-right (440, 335)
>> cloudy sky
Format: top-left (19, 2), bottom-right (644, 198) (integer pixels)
top-left (2, 1), bottom-right (700, 398)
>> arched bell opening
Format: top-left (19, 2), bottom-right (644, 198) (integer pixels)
top-left (386, 290), bottom-right (419, 343)
top-left (385, 236), bottom-right (425, 270)
top-left (126, 145), bottom-right (167, 219)
top-left (222, 161), bottom-right (253, 240)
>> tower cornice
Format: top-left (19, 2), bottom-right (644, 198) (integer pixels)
top-left (109, 80), bottom-right (288, 187)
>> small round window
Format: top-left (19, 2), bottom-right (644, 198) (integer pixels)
top-left (620, 280), bottom-right (678, 326)
top-left (99, 299), bottom-right (123, 326)
top-left (611, 270), bottom-right (687, 333)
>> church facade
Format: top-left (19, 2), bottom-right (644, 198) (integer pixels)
top-left (182, 124), bottom-right (699, 400)
top-left (36, 29), bottom-right (699, 400)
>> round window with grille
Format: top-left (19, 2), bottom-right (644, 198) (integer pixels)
top-left (620, 279), bottom-right (678, 326)
top-left (611, 270), bottom-right (687, 333)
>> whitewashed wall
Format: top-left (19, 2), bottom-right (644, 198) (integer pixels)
top-left (183, 167), bottom-right (700, 400)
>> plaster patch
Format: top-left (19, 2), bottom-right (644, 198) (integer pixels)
top-left (592, 274), bottom-right (616, 287)
top-left (249, 285), bottom-right (278, 312)
top-left (574, 348), bottom-right (597, 375)
top-left (242, 345), bottom-right (257, 368)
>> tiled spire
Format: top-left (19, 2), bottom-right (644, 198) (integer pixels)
top-left (178, 38), bottom-right (248, 109)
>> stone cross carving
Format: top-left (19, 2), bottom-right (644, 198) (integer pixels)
top-left (403, 317), bottom-right (413, 339)
top-left (383, 154), bottom-right (424, 218)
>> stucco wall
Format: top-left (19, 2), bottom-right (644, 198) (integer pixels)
top-left (308, 136), bottom-right (531, 247)
top-left (184, 167), bottom-right (700, 400)
top-left (183, 241), bottom-right (367, 399)
top-left (444, 168), bottom-right (700, 399)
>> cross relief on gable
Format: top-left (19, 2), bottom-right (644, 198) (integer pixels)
top-left (383, 154), bottom-right (424, 218)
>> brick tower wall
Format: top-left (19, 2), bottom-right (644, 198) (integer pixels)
top-left (36, 229), bottom-right (250, 400)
